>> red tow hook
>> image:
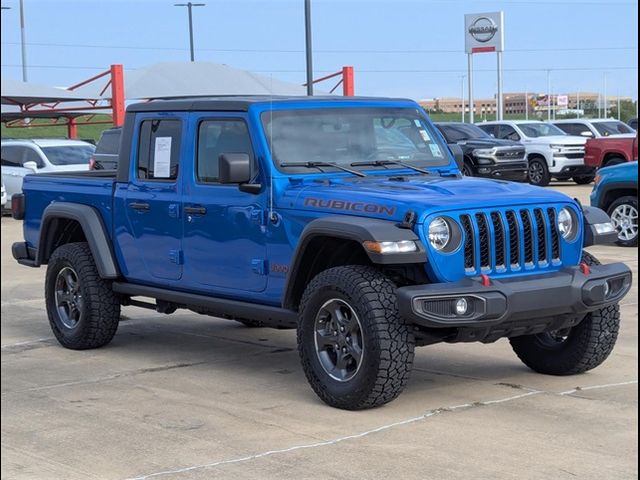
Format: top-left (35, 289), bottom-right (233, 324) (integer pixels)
top-left (480, 274), bottom-right (491, 287)
top-left (580, 262), bottom-right (591, 275)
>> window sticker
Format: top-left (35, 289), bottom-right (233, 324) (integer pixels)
top-left (154, 137), bottom-right (172, 178)
top-left (429, 143), bottom-right (444, 158)
top-left (419, 129), bottom-right (431, 142)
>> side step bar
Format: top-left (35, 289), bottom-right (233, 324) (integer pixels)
top-left (112, 282), bottom-right (298, 329)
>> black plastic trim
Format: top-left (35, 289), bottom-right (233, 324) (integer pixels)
top-left (37, 203), bottom-right (120, 279)
top-left (12, 241), bottom-right (37, 267)
top-left (397, 262), bottom-right (632, 328)
top-left (582, 205), bottom-right (620, 246)
top-left (112, 282), bottom-right (297, 328)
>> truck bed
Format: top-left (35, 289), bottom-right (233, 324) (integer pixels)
top-left (22, 172), bottom-right (117, 250)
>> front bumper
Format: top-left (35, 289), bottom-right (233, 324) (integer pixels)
top-left (474, 162), bottom-right (528, 181)
top-left (398, 262), bottom-right (631, 334)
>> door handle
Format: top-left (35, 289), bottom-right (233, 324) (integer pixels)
top-left (129, 202), bottom-right (150, 211)
top-left (184, 206), bottom-right (207, 216)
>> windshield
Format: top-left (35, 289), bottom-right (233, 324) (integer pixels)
top-left (261, 108), bottom-right (451, 173)
top-left (593, 121), bottom-right (635, 136)
top-left (41, 145), bottom-right (95, 165)
top-left (518, 123), bottom-right (566, 138)
top-left (437, 123), bottom-right (490, 142)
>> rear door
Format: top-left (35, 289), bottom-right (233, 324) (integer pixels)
top-left (119, 114), bottom-right (186, 282)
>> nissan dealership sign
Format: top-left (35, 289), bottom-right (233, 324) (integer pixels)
top-left (465, 12), bottom-right (504, 53)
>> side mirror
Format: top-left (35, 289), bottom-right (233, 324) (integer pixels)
top-left (448, 144), bottom-right (465, 171)
top-left (219, 153), bottom-right (252, 184)
top-left (23, 161), bottom-right (38, 173)
top-left (580, 131), bottom-right (593, 137)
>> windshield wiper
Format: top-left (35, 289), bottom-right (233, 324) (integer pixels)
top-left (280, 161), bottom-right (367, 177)
top-left (350, 159), bottom-right (431, 175)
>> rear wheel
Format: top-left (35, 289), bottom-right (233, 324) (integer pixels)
top-left (45, 242), bottom-right (120, 350)
top-left (573, 175), bottom-right (594, 185)
top-left (509, 252), bottom-right (620, 375)
top-left (604, 156), bottom-right (625, 168)
top-left (297, 265), bottom-right (415, 410)
top-left (528, 158), bottom-right (550, 186)
top-left (608, 196), bottom-right (639, 247)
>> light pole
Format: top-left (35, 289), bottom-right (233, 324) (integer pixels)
top-left (603, 72), bottom-right (608, 118)
top-left (546, 70), bottom-right (551, 121)
top-left (460, 75), bottom-right (465, 123)
top-left (174, 2), bottom-right (205, 62)
top-left (304, 0), bottom-right (313, 96)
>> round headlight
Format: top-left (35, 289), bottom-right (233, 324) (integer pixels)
top-left (428, 217), bottom-right (451, 251)
top-left (558, 207), bottom-right (577, 240)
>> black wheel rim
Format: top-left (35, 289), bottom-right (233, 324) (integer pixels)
top-left (55, 267), bottom-right (83, 329)
top-left (314, 299), bottom-right (364, 382)
top-left (529, 162), bottom-right (544, 184)
top-left (535, 328), bottom-right (571, 350)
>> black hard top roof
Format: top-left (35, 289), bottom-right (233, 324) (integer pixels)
top-left (126, 95), bottom-right (414, 113)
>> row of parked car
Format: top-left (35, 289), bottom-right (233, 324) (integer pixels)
top-left (435, 118), bottom-right (636, 187)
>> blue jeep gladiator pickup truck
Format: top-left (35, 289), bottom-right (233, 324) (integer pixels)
top-left (12, 96), bottom-right (632, 410)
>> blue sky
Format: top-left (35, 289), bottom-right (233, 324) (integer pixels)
top-left (1, 0), bottom-right (638, 100)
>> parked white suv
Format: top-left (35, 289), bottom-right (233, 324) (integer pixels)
top-left (1, 139), bottom-right (94, 203)
top-left (477, 121), bottom-right (592, 186)
top-left (552, 118), bottom-right (636, 139)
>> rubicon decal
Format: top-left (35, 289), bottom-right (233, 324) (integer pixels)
top-left (304, 197), bottom-right (396, 216)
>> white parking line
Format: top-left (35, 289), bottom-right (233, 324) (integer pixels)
top-left (124, 380), bottom-right (638, 480)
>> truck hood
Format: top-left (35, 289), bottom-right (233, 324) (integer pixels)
top-left (522, 135), bottom-right (586, 146)
top-left (280, 174), bottom-right (573, 223)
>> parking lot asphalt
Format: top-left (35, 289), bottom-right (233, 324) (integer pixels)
top-left (1, 182), bottom-right (637, 480)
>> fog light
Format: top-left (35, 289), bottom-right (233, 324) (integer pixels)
top-left (603, 281), bottom-right (611, 298)
top-left (455, 298), bottom-right (469, 316)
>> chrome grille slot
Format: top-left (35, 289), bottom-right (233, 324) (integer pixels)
top-left (460, 215), bottom-right (475, 270)
top-left (534, 208), bottom-right (548, 264)
top-left (520, 210), bottom-right (535, 265)
top-left (547, 208), bottom-right (561, 261)
top-left (491, 212), bottom-right (506, 269)
top-left (475, 213), bottom-right (491, 270)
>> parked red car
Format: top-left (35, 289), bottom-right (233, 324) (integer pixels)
top-left (584, 134), bottom-right (638, 169)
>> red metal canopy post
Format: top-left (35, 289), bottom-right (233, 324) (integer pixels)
top-left (303, 66), bottom-right (355, 96)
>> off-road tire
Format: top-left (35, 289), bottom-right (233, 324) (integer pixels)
top-left (45, 242), bottom-right (120, 349)
top-left (528, 157), bottom-right (551, 187)
top-left (297, 265), bottom-right (415, 410)
top-left (509, 252), bottom-right (620, 375)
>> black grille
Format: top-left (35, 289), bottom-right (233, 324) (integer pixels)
top-left (475, 213), bottom-right (491, 269)
top-left (506, 211), bottom-right (520, 267)
top-left (534, 209), bottom-right (548, 264)
top-left (520, 210), bottom-right (534, 264)
top-left (490, 212), bottom-right (506, 268)
top-left (548, 208), bottom-right (561, 261)
top-left (461, 207), bottom-right (559, 274)
top-left (461, 215), bottom-right (475, 270)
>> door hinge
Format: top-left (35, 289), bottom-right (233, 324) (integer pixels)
top-left (251, 258), bottom-right (268, 275)
top-left (169, 249), bottom-right (184, 265)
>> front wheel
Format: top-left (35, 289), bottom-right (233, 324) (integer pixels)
top-left (45, 242), bottom-right (121, 349)
top-left (528, 158), bottom-right (551, 186)
top-left (461, 163), bottom-right (474, 177)
top-left (297, 266), bottom-right (415, 410)
top-left (509, 252), bottom-right (620, 375)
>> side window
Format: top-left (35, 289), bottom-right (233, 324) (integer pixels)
top-left (137, 119), bottom-right (182, 181)
top-left (478, 125), bottom-right (496, 137)
top-left (498, 125), bottom-right (520, 141)
top-left (1, 146), bottom-right (26, 167)
top-left (197, 119), bottom-right (255, 183)
top-left (24, 148), bottom-right (45, 168)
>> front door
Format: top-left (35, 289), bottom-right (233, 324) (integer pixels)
top-left (181, 114), bottom-right (267, 293)
top-left (121, 114), bottom-right (186, 282)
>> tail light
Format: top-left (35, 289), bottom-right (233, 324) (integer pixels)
top-left (12, 193), bottom-right (25, 220)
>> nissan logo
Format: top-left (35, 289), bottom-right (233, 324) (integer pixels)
top-left (468, 17), bottom-right (498, 43)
